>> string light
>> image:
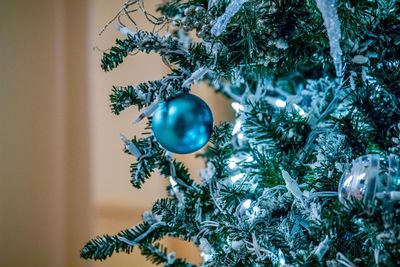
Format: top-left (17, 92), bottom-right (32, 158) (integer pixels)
top-left (278, 249), bottom-right (286, 265)
top-left (231, 173), bottom-right (245, 183)
top-left (275, 99), bottom-right (287, 108)
top-left (227, 156), bottom-right (240, 169)
top-left (232, 120), bottom-right (242, 135)
top-left (228, 153), bottom-right (253, 171)
top-left (247, 205), bottom-right (260, 222)
top-left (242, 199), bottom-right (252, 209)
top-left (228, 160), bottom-right (237, 169)
top-left (293, 103), bottom-right (306, 116)
top-left (232, 102), bottom-right (244, 112)
top-left (200, 252), bottom-right (213, 262)
top-left (169, 176), bottom-right (177, 187)
top-left (252, 206), bottom-right (260, 214)
top-left (246, 155), bottom-right (254, 162)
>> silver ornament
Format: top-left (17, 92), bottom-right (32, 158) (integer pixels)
top-left (338, 154), bottom-right (400, 206)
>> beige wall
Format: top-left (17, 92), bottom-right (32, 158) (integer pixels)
top-left (0, 0), bottom-right (233, 266)
top-left (0, 0), bottom-right (91, 266)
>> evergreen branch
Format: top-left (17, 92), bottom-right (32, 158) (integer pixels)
top-left (158, 158), bottom-right (195, 189)
top-left (81, 234), bottom-right (134, 261)
top-left (308, 199), bottom-right (400, 264)
top-left (251, 152), bottom-right (282, 188)
top-left (101, 31), bottom-right (187, 71)
top-left (129, 136), bottom-right (161, 188)
top-left (139, 242), bottom-right (196, 267)
top-left (128, 135), bottom-right (197, 190)
top-left (81, 222), bottom-right (168, 261)
top-left (198, 123), bottom-right (234, 179)
top-left (151, 198), bottom-right (177, 219)
top-left (110, 72), bottom-right (186, 114)
top-left (151, 197), bottom-right (201, 241)
top-left (242, 101), bottom-right (310, 158)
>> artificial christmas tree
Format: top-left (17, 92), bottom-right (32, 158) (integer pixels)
top-left (81, 0), bottom-right (400, 266)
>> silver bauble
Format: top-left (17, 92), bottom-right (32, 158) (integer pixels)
top-left (338, 154), bottom-right (400, 205)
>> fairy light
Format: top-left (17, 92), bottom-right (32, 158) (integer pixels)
top-left (228, 160), bottom-right (237, 169)
top-left (228, 155), bottom-right (240, 169)
top-left (231, 173), bottom-right (244, 183)
top-left (228, 153), bottom-right (253, 170)
top-left (248, 205), bottom-right (260, 222)
top-left (252, 206), bottom-right (260, 214)
top-left (169, 176), bottom-right (177, 187)
top-left (278, 249), bottom-right (286, 265)
top-left (293, 103), bottom-right (306, 116)
top-left (275, 99), bottom-right (287, 108)
top-left (242, 199), bottom-right (252, 210)
top-left (237, 133), bottom-right (245, 140)
top-left (200, 252), bottom-right (213, 262)
top-left (246, 155), bottom-right (254, 162)
top-left (231, 102), bottom-right (244, 112)
top-left (119, 134), bottom-right (142, 157)
top-left (232, 120), bottom-right (243, 135)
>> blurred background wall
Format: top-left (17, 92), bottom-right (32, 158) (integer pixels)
top-left (0, 0), bottom-right (232, 266)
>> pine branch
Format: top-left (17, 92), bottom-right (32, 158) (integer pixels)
top-left (101, 31), bottom-right (187, 72)
top-left (128, 136), bottom-right (161, 188)
top-left (139, 242), bottom-right (196, 267)
top-left (198, 123), bottom-right (234, 179)
top-left (242, 100), bottom-right (310, 158)
top-left (81, 234), bottom-right (134, 261)
top-left (127, 135), bottom-right (197, 190)
top-left (81, 222), bottom-right (168, 261)
top-left (110, 72), bottom-right (186, 114)
top-left (158, 158), bottom-right (195, 189)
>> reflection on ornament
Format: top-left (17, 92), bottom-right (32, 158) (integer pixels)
top-left (152, 93), bottom-right (213, 154)
top-left (338, 154), bottom-right (400, 205)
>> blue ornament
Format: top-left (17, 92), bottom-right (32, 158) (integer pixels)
top-left (152, 93), bottom-right (213, 154)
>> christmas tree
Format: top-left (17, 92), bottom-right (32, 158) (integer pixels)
top-left (81, 0), bottom-right (400, 266)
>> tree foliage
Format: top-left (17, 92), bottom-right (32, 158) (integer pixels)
top-left (81, 0), bottom-right (400, 266)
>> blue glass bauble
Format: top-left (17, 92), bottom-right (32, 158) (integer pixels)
top-left (152, 93), bottom-right (213, 154)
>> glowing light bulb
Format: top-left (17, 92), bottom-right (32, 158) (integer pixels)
top-left (232, 120), bottom-right (242, 135)
top-left (228, 160), bottom-right (237, 169)
top-left (278, 249), bottom-right (286, 265)
top-left (237, 133), bottom-right (244, 140)
top-left (200, 252), bottom-right (212, 262)
top-left (169, 176), bottom-right (177, 187)
top-left (231, 173), bottom-right (244, 183)
top-left (232, 102), bottom-right (244, 112)
top-left (275, 99), bottom-right (287, 108)
top-left (228, 156), bottom-right (241, 169)
top-left (246, 155), bottom-right (254, 162)
top-left (242, 199), bottom-right (252, 209)
top-left (293, 104), bottom-right (306, 116)
top-left (252, 206), bottom-right (260, 214)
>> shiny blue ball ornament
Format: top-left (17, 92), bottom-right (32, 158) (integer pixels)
top-left (152, 93), bottom-right (213, 154)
